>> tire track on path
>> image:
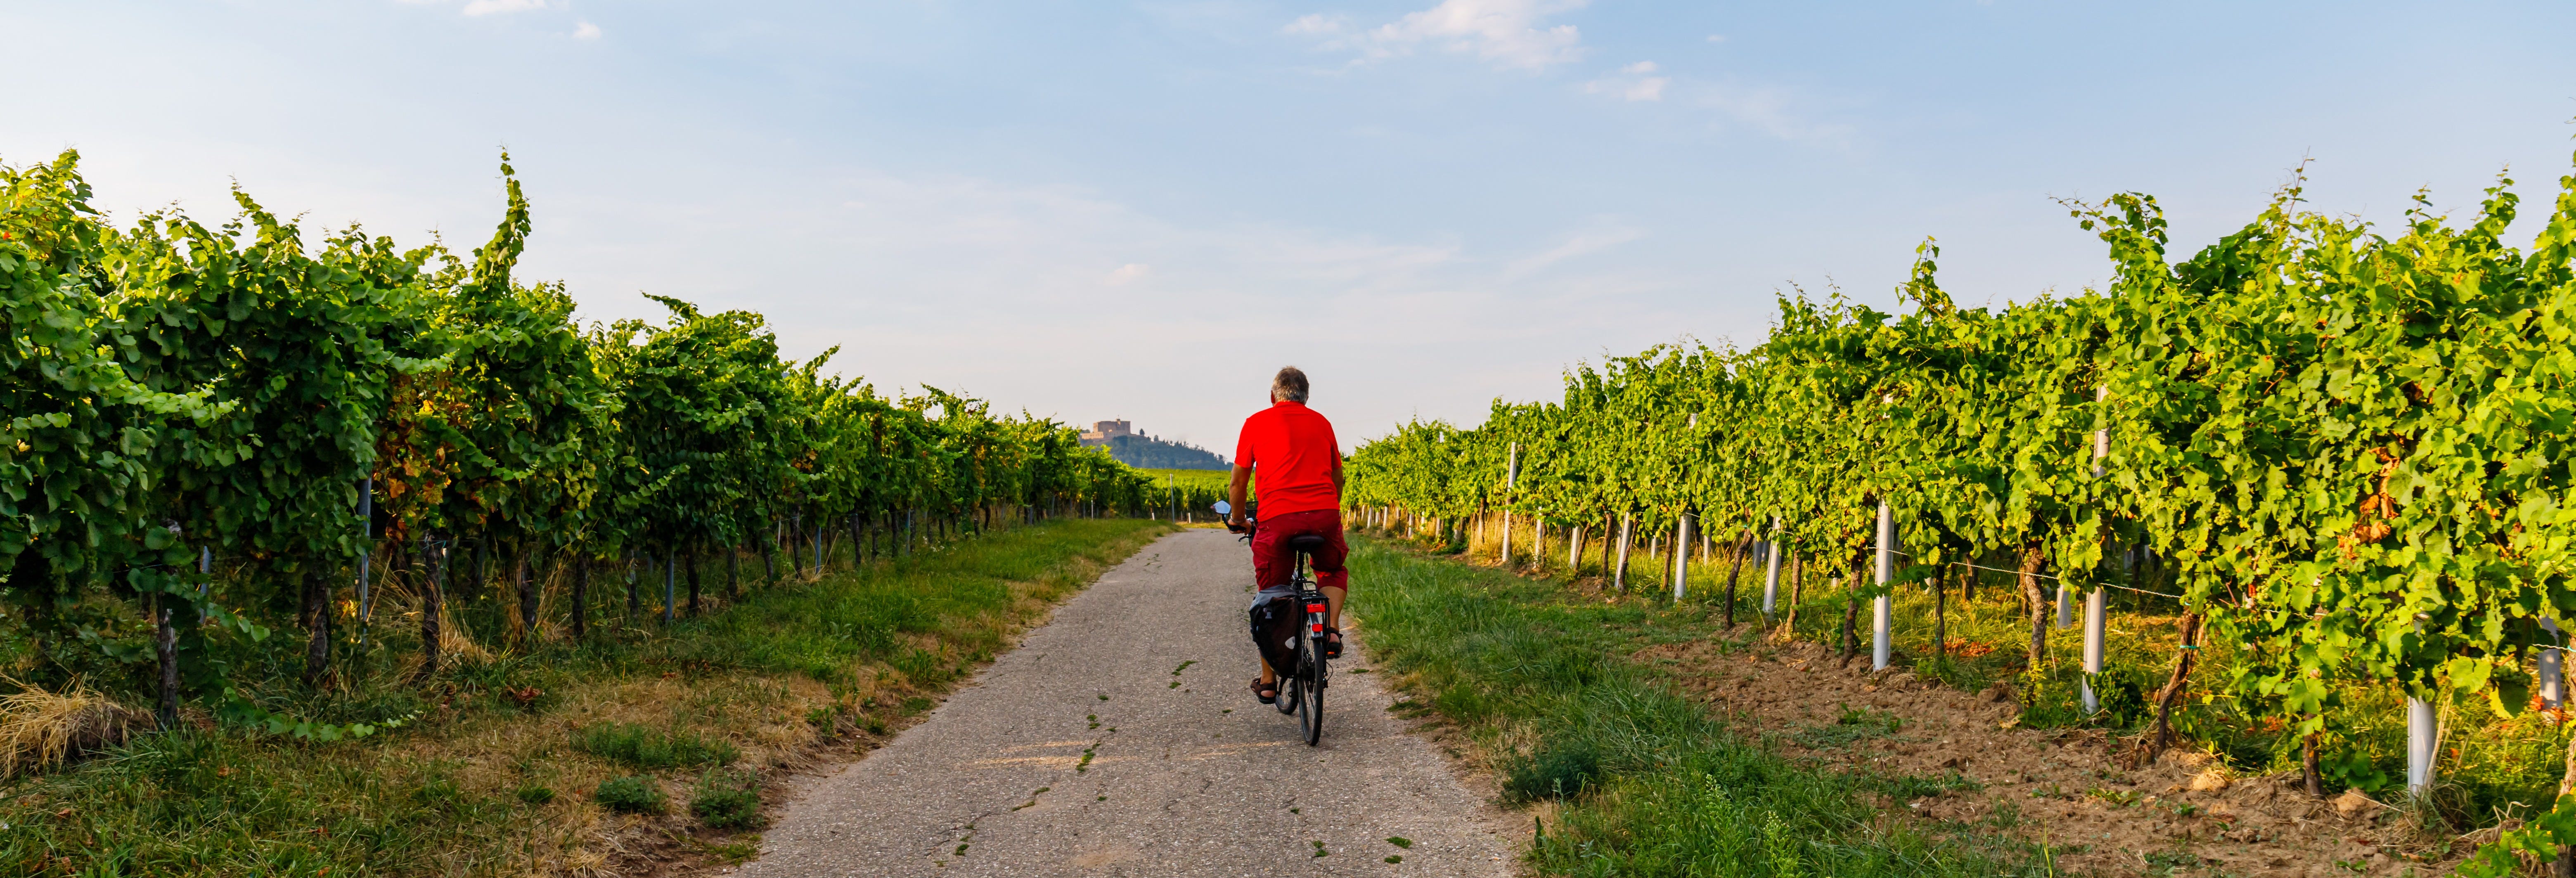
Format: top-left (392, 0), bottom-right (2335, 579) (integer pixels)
top-left (735, 529), bottom-right (1514, 877)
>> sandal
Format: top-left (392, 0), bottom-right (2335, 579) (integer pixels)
top-left (1323, 628), bottom-right (1344, 660)
top-left (1249, 677), bottom-right (1279, 704)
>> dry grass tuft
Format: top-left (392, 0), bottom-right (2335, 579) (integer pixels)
top-left (440, 606), bottom-right (495, 663)
top-left (0, 677), bottom-right (152, 779)
top-left (560, 845), bottom-right (613, 878)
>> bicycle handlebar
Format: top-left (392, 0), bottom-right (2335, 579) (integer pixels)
top-left (1218, 501), bottom-right (1254, 540)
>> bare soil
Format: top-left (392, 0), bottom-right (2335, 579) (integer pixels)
top-left (1638, 634), bottom-right (2477, 878)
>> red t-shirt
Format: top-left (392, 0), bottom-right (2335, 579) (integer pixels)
top-left (1233, 401), bottom-right (1341, 521)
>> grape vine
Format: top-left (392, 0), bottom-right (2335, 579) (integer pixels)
top-left (1346, 150), bottom-right (2576, 865)
top-left (0, 150), bottom-right (1157, 729)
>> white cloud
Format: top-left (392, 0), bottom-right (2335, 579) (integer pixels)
top-left (572, 20), bottom-right (601, 39)
top-left (1287, 0), bottom-right (1588, 71)
top-left (1693, 80), bottom-right (1852, 146)
top-left (1574, 62), bottom-right (1852, 146)
top-left (1103, 263), bottom-right (1152, 285)
top-left (1706, 33), bottom-right (1726, 43)
top-left (535, 166), bottom-right (1714, 447)
top-left (1283, 13), bottom-right (1345, 35)
top-left (1584, 60), bottom-right (1667, 102)
top-left (460, 0), bottom-right (545, 16)
top-left (1505, 222), bottom-right (1645, 276)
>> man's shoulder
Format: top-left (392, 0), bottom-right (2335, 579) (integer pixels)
top-left (1245, 403), bottom-right (1333, 433)
top-left (1291, 406), bottom-right (1334, 430)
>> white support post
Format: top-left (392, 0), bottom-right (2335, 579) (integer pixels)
top-left (2081, 388), bottom-right (2109, 712)
top-left (199, 545), bottom-right (213, 623)
top-left (1613, 511), bottom-right (1633, 592)
top-left (355, 477), bottom-right (374, 649)
top-left (2406, 696), bottom-right (2437, 796)
top-left (1500, 443), bottom-right (1519, 567)
top-left (2544, 618), bottom-right (2567, 710)
top-left (1672, 512), bottom-right (1692, 601)
top-left (2081, 587), bottom-right (2106, 714)
top-left (1761, 516), bottom-right (1782, 616)
top-left (1872, 501), bottom-right (1893, 670)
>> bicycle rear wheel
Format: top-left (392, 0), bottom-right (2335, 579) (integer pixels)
top-left (1297, 632), bottom-right (1325, 745)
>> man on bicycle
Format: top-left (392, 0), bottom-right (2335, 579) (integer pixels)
top-left (1226, 366), bottom-right (1347, 705)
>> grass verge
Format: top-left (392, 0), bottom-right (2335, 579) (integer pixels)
top-left (0, 517), bottom-right (1170, 877)
top-left (1752, 556), bottom-right (2575, 832)
top-left (1349, 537), bottom-right (2044, 878)
top-left (1470, 523), bottom-right (2575, 831)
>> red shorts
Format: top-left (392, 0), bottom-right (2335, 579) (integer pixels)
top-left (1252, 509), bottom-right (1349, 592)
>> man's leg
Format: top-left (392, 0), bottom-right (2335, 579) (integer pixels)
top-left (1251, 522), bottom-right (1287, 687)
top-left (1312, 512), bottom-right (1352, 641)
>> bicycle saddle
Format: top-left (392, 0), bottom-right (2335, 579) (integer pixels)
top-left (1286, 534), bottom-right (1328, 553)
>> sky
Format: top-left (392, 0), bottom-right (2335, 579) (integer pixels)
top-left (8, 1), bottom-right (2576, 451)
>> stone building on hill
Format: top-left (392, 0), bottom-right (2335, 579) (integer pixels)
top-left (1078, 419), bottom-right (1226, 469)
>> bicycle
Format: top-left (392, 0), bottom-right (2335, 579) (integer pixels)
top-left (1218, 501), bottom-right (1327, 745)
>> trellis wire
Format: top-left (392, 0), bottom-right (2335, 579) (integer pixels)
top-left (1874, 547), bottom-right (2187, 600)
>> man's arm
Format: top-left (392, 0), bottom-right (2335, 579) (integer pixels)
top-left (1331, 456), bottom-right (1344, 492)
top-left (1226, 463), bottom-right (1252, 528)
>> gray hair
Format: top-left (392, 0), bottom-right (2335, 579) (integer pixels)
top-left (1271, 366), bottom-right (1309, 403)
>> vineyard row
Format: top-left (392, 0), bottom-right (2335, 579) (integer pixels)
top-left (0, 151), bottom-right (1168, 734)
top-left (1340, 150), bottom-right (2576, 873)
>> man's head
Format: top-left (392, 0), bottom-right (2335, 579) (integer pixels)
top-left (1270, 366), bottom-right (1309, 404)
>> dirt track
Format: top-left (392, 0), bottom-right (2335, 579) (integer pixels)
top-left (734, 528), bottom-right (1514, 877)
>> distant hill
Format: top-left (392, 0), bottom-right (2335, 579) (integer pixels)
top-left (1087, 433), bottom-right (1229, 470)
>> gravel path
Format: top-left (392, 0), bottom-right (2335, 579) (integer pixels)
top-left (736, 528), bottom-right (1516, 877)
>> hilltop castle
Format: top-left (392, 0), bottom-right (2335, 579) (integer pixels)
top-left (1078, 420), bottom-right (1227, 470)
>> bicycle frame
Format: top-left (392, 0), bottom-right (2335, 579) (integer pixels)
top-left (1286, 543), bottom-right (1329, 744)
top-left (1294, 551), bottom-right (1326, 640)
top-left (1221, 500), bottom-right (1327, 745)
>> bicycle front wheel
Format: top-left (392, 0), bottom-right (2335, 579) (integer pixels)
top-left (1297, 633), bottom-right (1325, 745)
